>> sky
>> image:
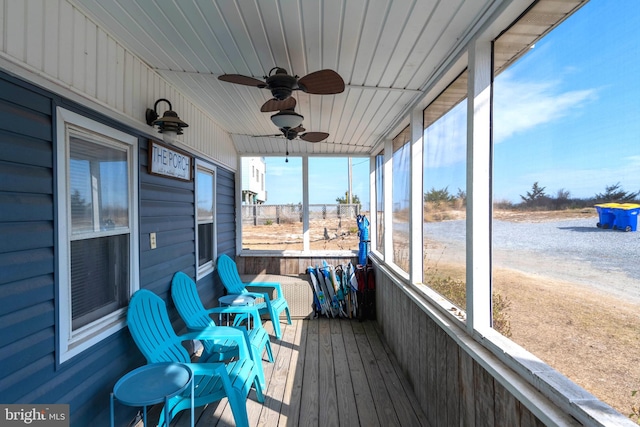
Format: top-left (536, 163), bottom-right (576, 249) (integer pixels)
top-left (491, 0), bottom-right (640, 203)
top-left (254, 0), bottom-right (640, 207)
top-left (261, 156), bottom-right (371, 209)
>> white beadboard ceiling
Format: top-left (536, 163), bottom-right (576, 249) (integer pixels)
top-left (70, 0), bottom-right (499, 157)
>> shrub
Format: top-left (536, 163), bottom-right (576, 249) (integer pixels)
top-left (426, 273), bottom-right (512, 337)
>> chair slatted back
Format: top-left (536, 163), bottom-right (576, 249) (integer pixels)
top-left (172, 272), bottom-right (216, 329)
top-left (127, 289), bottom-right (190, 364)
top-left (216, 254), bottom-right (247, 295)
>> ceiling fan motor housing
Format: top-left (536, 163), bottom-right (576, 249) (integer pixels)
top-left (265, 73), bottom-right (298, 100)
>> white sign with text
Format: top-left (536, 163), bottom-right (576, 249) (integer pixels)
top-left (149, 141), bottom-right (192, 181)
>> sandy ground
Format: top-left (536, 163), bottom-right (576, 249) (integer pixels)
top-left (242, 210), bottom-right (640, 417)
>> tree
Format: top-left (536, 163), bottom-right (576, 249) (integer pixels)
top-left (594, 182), bottom-right (639, 202)
top-left (556, 188), bottom-right (570, 200)
top-left (424, 186), bottom-right (455, 204)
top-left (336, 191), bottom-right (361, 205)
top-left (520, 182), bottom-right (547, 204)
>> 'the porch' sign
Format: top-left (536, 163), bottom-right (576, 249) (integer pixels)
top-left (148, 140), bottom-right (192, 181)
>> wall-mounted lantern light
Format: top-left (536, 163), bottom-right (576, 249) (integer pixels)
top-left (145, 98), bottom-right (189, 136)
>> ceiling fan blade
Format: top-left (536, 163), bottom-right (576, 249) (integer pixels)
top-left (300, 132), bottom-right (330, 143)
top-left (297, 70), bottom-right (345, 95)
top-left (291, 125), bottom-right (306, 133)
top-left (260, 97), bottom-right (297, 112)
top-left (252, 134), bottom-right (282, 138)
top-left (218, 74), bottom-right (266, 87)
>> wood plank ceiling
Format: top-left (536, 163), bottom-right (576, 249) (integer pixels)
top-left (70, 0), bottom-right (498, 157)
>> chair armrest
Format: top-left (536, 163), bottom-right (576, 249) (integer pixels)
top-left (204, 306), bottom-right (262, 328)
top-left (244, 282), bottom-right (283, 299)
top-left (180, 327), bottom-right (251, 360)
top-left (181, 362), bottom-right (228, 380)
top-left (239, 290), bottom-right (271, 303)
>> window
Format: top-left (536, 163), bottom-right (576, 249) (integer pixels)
top-left (422, 71), bottom-right (468, 310)
top-left (196, 161), bottom-right (216, 278)
top-left (241, 157), bottom-right (303, 251)
top-left (308, 157), bottom-right (369, 251)
top-left (375, 153), bottom-right (384, 254)
top-left (56, 108), bottom-right (138, 363)
top-left (492, 0), bottom-right (639, 414)
top-left (240, 156), bottom-right (369, 252)
top-left (392, 127), bottom-right (411, 272)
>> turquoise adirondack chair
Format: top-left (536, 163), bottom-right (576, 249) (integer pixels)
top-left (216, 254), bottom-right (292, 339)
top-left (171, 271), bottom-right (274, 389)
top-left (127, 289), bottom-right (264, 427)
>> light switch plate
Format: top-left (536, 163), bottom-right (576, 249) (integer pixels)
top-left (150, 232), bottom-right (157, 249)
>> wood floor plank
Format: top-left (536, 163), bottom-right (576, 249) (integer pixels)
top-left (257, 321), bottom-right (296, 426)
top-left (341, 320), bottom-right (381, 427)
top-left (364, 321), bottom-right (429, 426)
top-left (372, 321), bottom-right (431, 427)
top-left (353, 321), bottom-right (401, 426)
top-left (278, 319), bottom-right (306, 427)
top-left (331, 320), bottom-right (360, 427)
top-left (299, 318), bottom-right (319, 426)
top-left (318, 319), bottom-right (339, 426)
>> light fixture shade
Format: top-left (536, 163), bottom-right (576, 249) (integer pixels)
top-left (152, 110), bottom-right (189, 135)
top-left (145, 99), bottom-right (189, 135)
top-left (270, 110), bottom-right (304, 129)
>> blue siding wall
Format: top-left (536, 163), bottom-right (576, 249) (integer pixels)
top-left (0, 71), bottom-right (236, 426)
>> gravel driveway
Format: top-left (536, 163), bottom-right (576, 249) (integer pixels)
top-left (422, 217), bottom-right (640, 303)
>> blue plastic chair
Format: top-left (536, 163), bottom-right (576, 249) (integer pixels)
top-left (216, 254), bottom-right (292, 339)
top-left (127, 289), bottom-right (264, 427)
top-left (171, 271), bottom-right (274, 389)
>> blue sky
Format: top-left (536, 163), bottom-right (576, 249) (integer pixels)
top-left (492, 0), bottom-right (640, 203)
top-left (263, 156), bottom-right (371, 208)
top-left (259, 0), bottom-right (640, 207)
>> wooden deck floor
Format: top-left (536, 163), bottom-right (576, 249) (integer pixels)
top-left (162, 318), bottom-right (430, 427)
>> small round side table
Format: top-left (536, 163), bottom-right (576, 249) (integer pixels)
top-left (218, 294), bottom-right (256, 329)
top-left (110, 362), bottom-right (194, 427)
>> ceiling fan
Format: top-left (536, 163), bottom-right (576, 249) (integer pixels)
top-left (265, 109), bottom-right (329, 142)
top-left (257, 125), bottom-right (329, 163)
top-left (257, 125), bottom-right (329, 143)
top-left (218, 67), bottom-right (345, 112)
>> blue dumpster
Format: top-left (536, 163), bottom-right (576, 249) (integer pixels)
top-left (595, 203), bottom-right (618, 229)
top-left (612, 203), bottom-right (640, 232)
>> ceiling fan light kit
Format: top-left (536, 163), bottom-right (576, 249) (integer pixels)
top-left (270, 110), bottom-right (304, 129)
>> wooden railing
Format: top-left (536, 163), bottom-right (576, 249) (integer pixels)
top-left (241, 203), bottom-right (360, 225)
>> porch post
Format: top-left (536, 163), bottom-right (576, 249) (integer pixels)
top-left (235, 155), bottom-right (243, 255)
top-left (302, 156), bottom-right (310, 251)
top-left (466, 37), bottom-right (493, 333)
top-left (383, 138), bottom-right (394, 261)
top-left (409, 107), bottom-right (424, 285)
top-left (368, 154), bottom-right (377, 254)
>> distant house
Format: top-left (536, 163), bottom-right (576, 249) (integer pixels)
top-left (241, 157), bottom-right (267, 204)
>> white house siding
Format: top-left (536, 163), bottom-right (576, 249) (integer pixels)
top-left (0, 0), bottom-right (237, 170)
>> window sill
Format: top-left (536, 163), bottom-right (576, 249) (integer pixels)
top-left (239, 249), bottom-right (358, 257)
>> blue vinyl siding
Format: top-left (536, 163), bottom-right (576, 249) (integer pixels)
top-left (0, 71), bottom-right (237, 426)
top-left (0, 75), bottom-right (56, 412)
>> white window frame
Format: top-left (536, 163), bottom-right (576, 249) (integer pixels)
top-left (195, 159), bottom-right (217, 279)
top-left (55, 107), bottom-right (139, 364)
